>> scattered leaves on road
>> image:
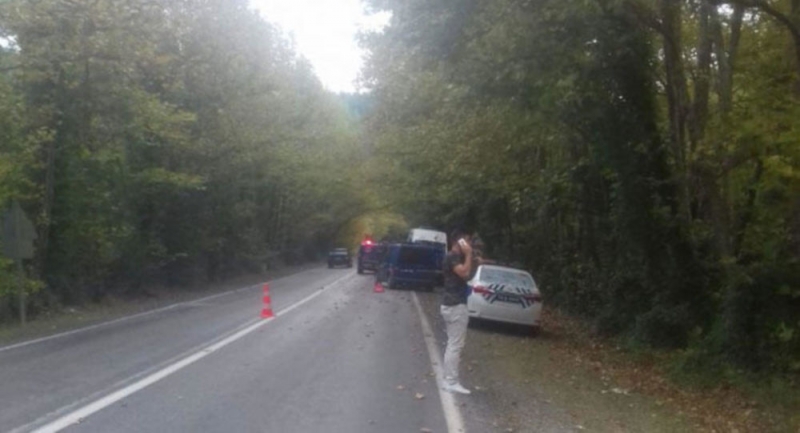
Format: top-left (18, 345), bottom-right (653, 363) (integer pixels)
top-left (415, 392), bottom-right (425, 400)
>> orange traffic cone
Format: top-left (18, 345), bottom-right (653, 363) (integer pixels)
top-left (260, 284), bottom-right (274, 319)
top-left (374, 281), bottom-right (385, 293)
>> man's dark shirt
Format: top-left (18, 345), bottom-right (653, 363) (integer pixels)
top-left (442, 252), bottom-right (469, 306)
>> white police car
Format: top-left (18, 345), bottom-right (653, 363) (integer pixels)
top-left (467, 265), bottom-right (543, 330)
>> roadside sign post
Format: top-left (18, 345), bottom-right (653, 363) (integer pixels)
top-left (2, 201), bottom-right (37, 325)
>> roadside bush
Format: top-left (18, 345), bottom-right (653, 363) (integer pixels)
top-left (633, 305), bottom-right (692, 349)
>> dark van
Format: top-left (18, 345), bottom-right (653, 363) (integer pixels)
top-left (357, 241), bottom-right (385, 274)
top-left (376, 243), bottom-right (443, 291)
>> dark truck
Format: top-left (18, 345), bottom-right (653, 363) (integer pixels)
top-left (375, 243), bottom-right (444, 291)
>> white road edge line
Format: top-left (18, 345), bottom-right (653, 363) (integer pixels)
top-left (412, 292), bottom-right (467, 433)
top-left (29, 271), bottom-right (354, 433)
top-left (0, 266), bottom-right (331, 353)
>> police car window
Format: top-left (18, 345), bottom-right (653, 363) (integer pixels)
top-left (481, 269), bottom-right (535, 288)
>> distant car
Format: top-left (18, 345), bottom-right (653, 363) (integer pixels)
top-left (357, 241), bottom-right (385, 274)
top-left (375, 243), bottom-right (442, 291)
top-left (467, 265), bottom-right (543, 331)
top-left (327, 248), bottom-right (352, 268)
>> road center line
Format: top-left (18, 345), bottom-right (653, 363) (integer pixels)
top-left (412, 291), bottom-right (467, 433)
top-left (28, 271), bottom-right (354, 433)
top-left (0, 266), bottom-right (339, 354)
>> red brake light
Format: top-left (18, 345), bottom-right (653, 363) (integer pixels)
top-left (472, 285), bottom-right (491, 295)
top-left (362, 240), bottom-right (373, 246)
top-left (524, 293), bottom-right (542, 302)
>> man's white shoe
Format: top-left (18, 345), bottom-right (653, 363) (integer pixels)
top-left (443, 383), bottom-right (471, 395)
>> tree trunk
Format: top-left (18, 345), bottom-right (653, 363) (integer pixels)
top-left (35, 64), bottom-right (65, 280)
top-left (733, 159), bottom-right (764, 256)
top-left (690, 0), bottom-right (713, 146)
top-left (794, 33), bottom-right (800, 96)
top-left (38, 138), bottom-right (56, 277)
top-left (708, 4), bottom-right (744, 257)
top-left (660, 0), bottom-right (692, 223)
top-left (503, 197), bottom-right (516, 256)
top-left (273, 193), bottom-right (287, 251)
top-left (713, 4), bottom-right (744, 113)
top-left (17, 260), bottom-right (26, 325)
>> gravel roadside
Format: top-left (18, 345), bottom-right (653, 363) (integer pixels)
top-left (415, 289), bottom-right (695, 433)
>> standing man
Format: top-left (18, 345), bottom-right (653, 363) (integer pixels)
top-left (440, 229), bottom-right (473, 395)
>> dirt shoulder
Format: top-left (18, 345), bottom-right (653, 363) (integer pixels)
top-left (0, 262), bottom-right (321, 348)
top-left (417, 291), bottom-right (790, 433)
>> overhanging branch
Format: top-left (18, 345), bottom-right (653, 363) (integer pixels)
top-left (712, 0), bottom-right (800, 41)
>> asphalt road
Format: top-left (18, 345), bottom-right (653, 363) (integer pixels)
top-left (0, 267), bottom-right (460, 433)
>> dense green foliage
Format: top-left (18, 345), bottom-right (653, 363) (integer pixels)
top-left (0, 0), bottom-right (366, 319)
top-left (362, 0), bottom-right (800, 373)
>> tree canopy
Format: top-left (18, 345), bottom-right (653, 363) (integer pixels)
top-left (0, 0), bottom-right (367, 312)
top-left (361, 0), bottom-right (800, 373)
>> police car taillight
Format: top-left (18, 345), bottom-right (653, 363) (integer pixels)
top-left (524, 292), bottom-right (542, 302)
top-left (472, 285), bottom-right (491, 295)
